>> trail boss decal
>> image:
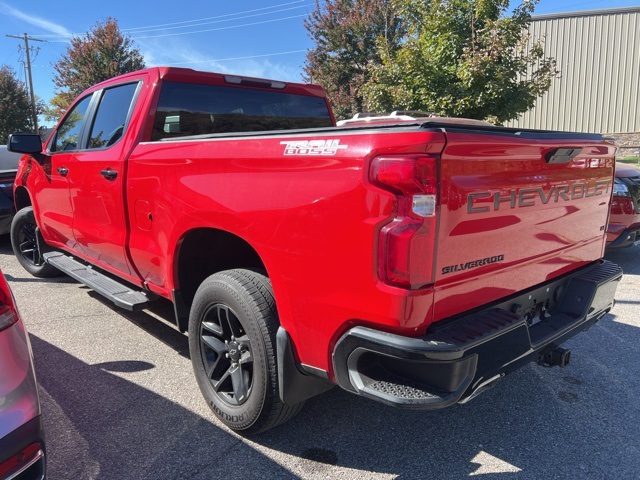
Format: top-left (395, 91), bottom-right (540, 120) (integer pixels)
top-left (281, 139), bottom-right (348, 156)
top-left (467, 179), bottom-right (612, 213)
top-left (442, 255), bottom-right (505, 275)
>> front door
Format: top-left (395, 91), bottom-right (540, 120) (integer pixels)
top-left (35, 94), bottom-right (93, 249)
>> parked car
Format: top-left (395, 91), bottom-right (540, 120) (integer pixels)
top-left (0, 270), bottom-right (45, 479)
top-left (0, 146), bottom-right (20, 235)
top-left (607, 162), bottom-right (640, 248)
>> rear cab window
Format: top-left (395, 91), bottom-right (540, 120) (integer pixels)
top-left (151, 81), bottom-right (333, 141)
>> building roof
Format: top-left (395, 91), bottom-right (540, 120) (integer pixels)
top-left (533, 5), bottom-right (640, 21)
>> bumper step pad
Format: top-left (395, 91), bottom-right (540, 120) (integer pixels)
top-left (368, 373), bottom-right (442, 401)
top-left (43, 252), bottom-right (153, 310)
top-left (333, 260), bottom-right (623, 409)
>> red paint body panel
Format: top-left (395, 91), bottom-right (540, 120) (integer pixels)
top-left (29, 152), bottom-right (75, 248)
top-left (433, 136), bottom-right (614, 322)
top-left (126, 130), bottom-right (447, 369)
top-left (14, 67), bottom-right (617, 377)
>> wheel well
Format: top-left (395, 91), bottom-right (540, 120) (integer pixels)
top-left (14, 186), bottom-right (32, 211)
top-left (176, 228), bottom-right (267, 309)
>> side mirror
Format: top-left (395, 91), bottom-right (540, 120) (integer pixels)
top-left (8, 133), bottom-right (43, 154)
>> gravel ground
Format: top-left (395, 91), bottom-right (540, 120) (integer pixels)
top-left (1, 235), bottom-right (638, 480)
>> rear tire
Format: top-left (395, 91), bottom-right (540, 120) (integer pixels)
top-left (10, 207), bottom-right (60, 278)
top-left (188, 269), bottom-right (303, 434)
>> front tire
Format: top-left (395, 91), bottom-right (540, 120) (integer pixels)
top-left (10, 206), bottom-right (60, 278)
top-left (188, 269), bottom-right (303, 434)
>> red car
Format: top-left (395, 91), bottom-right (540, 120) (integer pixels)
top-left (607, 162), bottom-right (640, 248)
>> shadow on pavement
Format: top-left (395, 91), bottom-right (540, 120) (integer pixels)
top-left (3, 273), bottom-right (77, 284)
top-left (86, 291), bottom-right (191, 359)
top-left (31, 335), bottom-right (297, 480)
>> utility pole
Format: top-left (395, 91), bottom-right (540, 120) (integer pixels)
top-left (6, 33), bottom-right (44, 132)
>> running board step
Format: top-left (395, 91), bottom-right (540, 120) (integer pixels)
top-left (43, 252), bottom-right (154, 310)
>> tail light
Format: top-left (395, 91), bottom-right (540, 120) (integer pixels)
top-left (0, 273), bottom-right (18, 332)
top-left (0, 442), bottom-right (45, 479)
top-left (611, 178), bottom-right (635, 215)
top-left (370, 156), bottom-right (438, 289)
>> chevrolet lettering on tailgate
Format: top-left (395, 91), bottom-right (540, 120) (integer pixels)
top-left (468, 179), bottom-right (612, 213)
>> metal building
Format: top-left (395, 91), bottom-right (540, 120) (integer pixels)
top-left (507, 6), bottom-right (640, 137)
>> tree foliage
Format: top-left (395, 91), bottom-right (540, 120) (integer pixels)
top-left (0, 65), bottom-right (33, 141)
top-left (306, 0), bottom-right (557, 123)
top-left (304, 0), bottom-right (405, 120)
top-left (363, 0), bottom-right (557, 123)
top-left (49, 17), bottom-right (145, 119)
top-left (42, 93), bottom-right (76, 123)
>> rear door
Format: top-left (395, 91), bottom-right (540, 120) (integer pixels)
top-left (69, 81), bottom-right (141, 275)
top-left (432, 125), bottom-right (615, 321)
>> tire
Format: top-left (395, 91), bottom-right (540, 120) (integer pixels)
top-left (10, 206), bottom-right (61, 278)
top-left (188, 269), bottom-right (303, 434)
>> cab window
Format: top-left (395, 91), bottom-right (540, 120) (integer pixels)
top-left (151, 81), bottom-right (333, 141)
top-left (51, 95), bottom-right (92, 152)
top-left (87, 83), bottom-right (139, 149)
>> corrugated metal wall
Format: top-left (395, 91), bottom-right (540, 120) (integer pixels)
top-left (507, 7), bottom-right (640, 134)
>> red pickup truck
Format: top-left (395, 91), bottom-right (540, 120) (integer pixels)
top-left (8, 67), bottom-right (622, 434)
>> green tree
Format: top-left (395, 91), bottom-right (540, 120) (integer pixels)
top-left (50, 17), bottom-right (145, 119)
top-left (304, 0), bottom-right (404, 120)
top-left (0, 65), bottom-right (34, 141)
top-left (363, 0), bottom-right (557, 123)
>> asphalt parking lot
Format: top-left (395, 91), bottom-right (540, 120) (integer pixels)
top-left (1, 235), bottom-right (638, 480)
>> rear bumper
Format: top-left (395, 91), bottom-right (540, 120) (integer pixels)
top-left (332, 260), bottom-right (623, 409)
top-left (0, 415), bottom-right (45, 480)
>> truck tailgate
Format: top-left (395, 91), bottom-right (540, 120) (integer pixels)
top-left (432, 126), bottom-right (615, 322)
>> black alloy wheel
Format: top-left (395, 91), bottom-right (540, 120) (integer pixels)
top-left (17, 218), bottom-right (42, 266)
top-left (10, 206), bottom-right (60, 278)
top-left (200, 303), bottom-right (254, 405)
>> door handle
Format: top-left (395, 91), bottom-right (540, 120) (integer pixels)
top-left (56, 167), bottom-right (69, 176)
top-left (100, 169), bottom-right (118, 181)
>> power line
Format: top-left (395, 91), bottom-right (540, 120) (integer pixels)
top-left (16, 49), bottom-right (27, 84)
top-left (6, 33), bottom-right (44, 132)
top-left (118, 5), bottom-right (307, 35)
top-left (123, 0), bottom-right (308, 32)
top-left (41, 13), bottom-right (308, 43)
top-left (132, 14), bottom-right (307, 40)
top-left (15, 50), bottom-right (25, 81)
top-left (32, 0), bottom-right (310, 38)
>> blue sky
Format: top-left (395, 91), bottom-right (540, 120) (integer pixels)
top-left (1, 0), bottom-right (639, 125)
